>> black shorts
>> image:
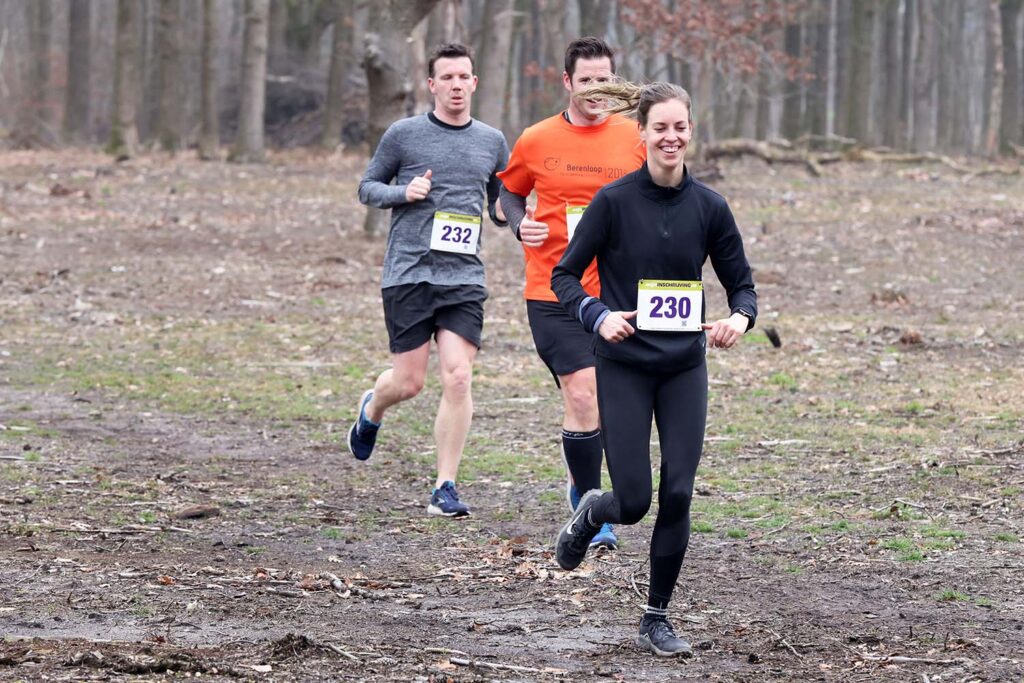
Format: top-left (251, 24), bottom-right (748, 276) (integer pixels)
top-left (381, 283), bottom-right (487, 354)
top-left (526, 300), bottom-right (596, 386)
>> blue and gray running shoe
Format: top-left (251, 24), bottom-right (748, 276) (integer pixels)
top-left (637, 615), bottom-right (693, 657)
top-left (347, 390), bottom-right (380, 461)
top-left (428, 481), bottom-right (471, 518)
top-left (569, 484), bottom-right (618, 550)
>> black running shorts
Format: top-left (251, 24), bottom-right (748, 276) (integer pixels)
top-left (526, 299), bottom-right (596, 385)
top-left (381, 283), bottom-right (487, 353)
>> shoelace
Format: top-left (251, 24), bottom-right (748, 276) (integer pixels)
top-left (437, 485), bottom-right (460, 504)
top-left (646, 618), bottom-right (678, 643)
top-left (357, 419), bottom-right (378, 439)
top-left (568, 516), bottom-right (596, 553)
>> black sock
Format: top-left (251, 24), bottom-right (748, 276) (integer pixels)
top-left (561, 428), bottom-right (602, 494)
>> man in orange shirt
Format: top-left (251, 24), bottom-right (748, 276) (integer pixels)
top-left (498, 37), bottom-right (645, 550)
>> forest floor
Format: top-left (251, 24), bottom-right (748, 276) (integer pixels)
top-left (1, 149), bottom-right (1022, 682)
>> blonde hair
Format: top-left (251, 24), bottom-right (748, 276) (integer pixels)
top-left (577, 80), bottom-right (692, 126)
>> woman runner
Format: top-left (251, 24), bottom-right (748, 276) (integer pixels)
top-left (550, 81), bottom-right (757, 657)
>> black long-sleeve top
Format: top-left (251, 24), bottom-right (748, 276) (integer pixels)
top-left (551, 162), bottom-right (757, 372)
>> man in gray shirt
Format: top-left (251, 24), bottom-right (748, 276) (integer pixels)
top-left (351, 43), bottom-right (509, 518)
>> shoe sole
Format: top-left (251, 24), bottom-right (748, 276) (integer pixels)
top-left (636, 634), bottom-right (692, 658)
top-left (426, 504), bottom-right (470, 518)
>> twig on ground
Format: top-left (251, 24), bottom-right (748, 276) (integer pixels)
top-left (859, 654), bottom-right (973, 665)
top-left (323, 643), bottom-right (359, 661)
top-left (628, 561), bottom-right (649, 600)
top-left (767, 628), bottom-right (803, 659)
top-left (425, 647), bottom-right (469, 656)
top-left (874, 498), bottom-right (927, 513)
top-left (449, 657), bottom-right (566, 676)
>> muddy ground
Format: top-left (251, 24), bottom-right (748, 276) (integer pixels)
top-left (1, 150), bottom-right (1022, 681)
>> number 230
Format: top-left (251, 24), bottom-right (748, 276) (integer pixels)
top-left (649, 295), bottom-right (691, 319)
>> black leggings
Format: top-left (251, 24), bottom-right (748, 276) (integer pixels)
top-left (590, 356), bottom-right (707, 608)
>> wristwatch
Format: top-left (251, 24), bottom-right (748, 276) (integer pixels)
top-left (733, 309), bottom-right (754, 329)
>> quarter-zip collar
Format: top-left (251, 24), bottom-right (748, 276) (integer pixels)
top-left (636, 161), bottom-right (691, 205)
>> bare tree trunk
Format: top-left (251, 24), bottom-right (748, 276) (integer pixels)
top-left (867, 2), bottom-right (885, 145)
top-left (965, 1), bottom-right (987, 152)
top-left (882, 0), bottom-right (903, 147)
top-left (474, 0), bottom-right (514, 131)
top-left (506, 25), bottom-right (523, 136)
top-left (64, 0), bottom-right (91, 144)
top-left (986, 0), bottom-right (1004, 156)
top-left (108, 0), bottom-right (139, 159)
top-left (141, 0), bottom-right (159, 141)
top-left (412, 16), bottom-right (432, 114)
top-left (695, 50), bottom-right (715, 147)
top-left (20, 0), bottom-right (53, 147)
top-left (902, 0), bottom-right (916, 148)
top-left (948, 0), bottom-right (968, 151)
top-left (578, 0), bottom-right (613, 37)
top-left (156, 0), bottom-right (182, 151)
top-left (834, 0), bottom-right (852, 135)
top-left (267, 0), bottom-right (287, 74)
top-left (737, 68), bottom-right (758, 139)
top-left (912, 0), bottom-right (937, 151)
top-left (198, 0), bottom-right (220, 159)
top-left (322, 0), bottom-right (352, 149)
top-left (230, 0), bottom-right (269, 163)
top-left (845, 0), bottom-right (871, 142)
top-left (937, 0), bottom-right (960, 151)
top-left (825, 0), bottom-right (838, 137)
top-left (442, 0), bottom-right (466, 43)
top-left (806, 1), bottom-right (828, 135)
top-left (781, 17), bottom-right (802, 140)
top-left (1001, 0), bottom-right (1023, 149)
top-left (362, 0), bottom-right (441, 234)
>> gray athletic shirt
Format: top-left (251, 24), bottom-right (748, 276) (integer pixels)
top-left (358, 113), bottom-right (510, 289)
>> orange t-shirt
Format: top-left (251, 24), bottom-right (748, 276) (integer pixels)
top-left (498, 113), bottom-right (646, 301)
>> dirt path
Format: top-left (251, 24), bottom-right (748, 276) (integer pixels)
top-left (1, 150), bottom-right (1022, 681)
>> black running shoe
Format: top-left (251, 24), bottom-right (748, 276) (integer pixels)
top-left (637, 615), bottom-right (693, 657)
top-left (347, 390), bottom-right (379, 461)
top-left (555, 489), bottom-right (602, 570)
top-left (569, 485), bottom-right (618, 550)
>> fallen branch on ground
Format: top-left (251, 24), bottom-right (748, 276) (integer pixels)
top-left (859, 654), bottom-right (974, 666)
top-left (449, 657), bottom-right (567, 676)
top-left (768, 628), bottom-right (803, 659)
top-left (704, 139), bottom-right (825, 176)
top-left (703, 137), bottom-right (1021, 178)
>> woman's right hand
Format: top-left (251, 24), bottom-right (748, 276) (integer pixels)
top-left (598, 311), bottom-right (637, 343)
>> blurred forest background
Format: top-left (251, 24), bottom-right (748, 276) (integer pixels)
top-left (0, 0), bottom-right (1022, 161)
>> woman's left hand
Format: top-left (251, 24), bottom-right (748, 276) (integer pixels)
top-left (702, 313), bottom-right (748, 349)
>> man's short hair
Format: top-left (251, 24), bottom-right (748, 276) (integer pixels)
top-left (564, 37), bottom-right (615, 79)
top-left (428, 43), bottom-right (474, 77)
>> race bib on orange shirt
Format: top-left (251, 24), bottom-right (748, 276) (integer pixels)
top-left (566, 205), bottom-right (587, 243)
